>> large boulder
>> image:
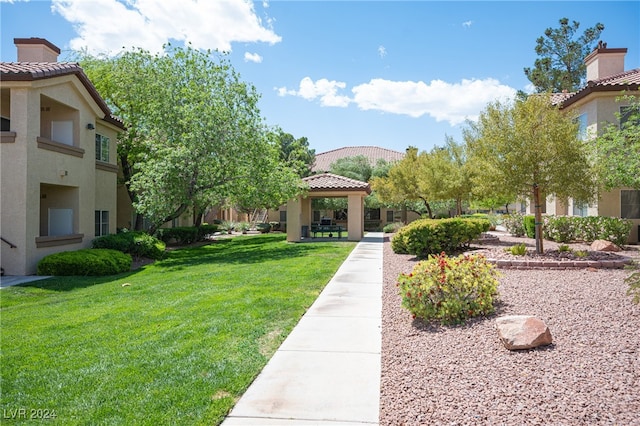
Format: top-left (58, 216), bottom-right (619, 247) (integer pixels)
top-left (496, 315), bottom-right (552, 350)
top-left (590, 240), bottom-right (621, 252)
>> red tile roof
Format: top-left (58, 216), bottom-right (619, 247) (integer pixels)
top-left (1, 62), bottom-right (124, 129)
top-left (312, 146), bottom-right (405, 172)
top-left (303, 173), bottom-right (371, 193)
top-left (553, 68), bottom-right (640, 108)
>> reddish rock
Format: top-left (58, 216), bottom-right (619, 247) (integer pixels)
top-left (496, 315), bottom-right (552, 350)
top-left (590, 240), bottom-right (621, 252)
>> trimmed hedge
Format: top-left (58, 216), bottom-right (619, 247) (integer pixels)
top-left (37, 249), bottom-right (132, 276)
top-left (92, 231), bottom-right (165, 259)
top-left (155, 225), bottom-right (219, 245)
top-left (524, 215), bottom-right (536, 238)
top-left (391, 217), bottom-right (490, 257)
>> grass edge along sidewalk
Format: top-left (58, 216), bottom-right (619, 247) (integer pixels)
top-left (0, 234), bottom-right (356, 425)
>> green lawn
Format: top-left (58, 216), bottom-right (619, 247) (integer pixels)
top-left (0, 234), bottom-right (355, 425)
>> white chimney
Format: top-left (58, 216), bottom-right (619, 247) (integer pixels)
top-left (14, 37), bottom-right (61, 62)
top-left (584, 41), bottom-right (627, 82)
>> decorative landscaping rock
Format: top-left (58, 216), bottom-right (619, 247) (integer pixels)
top-left (590, 240), bottom-right (621, 252)
top-left (496, 315), bottom-right (552, 350)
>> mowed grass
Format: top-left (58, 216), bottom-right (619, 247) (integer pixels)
top-left (0, 234), bottom-right (356, 425)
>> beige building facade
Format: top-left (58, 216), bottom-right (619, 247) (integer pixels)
top-left (1, 38), bottom-right (123, 275)
top-left (547, 43), bottom-right (640, 243)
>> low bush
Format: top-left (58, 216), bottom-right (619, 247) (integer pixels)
top-left (543, 215), bottom-right (632, 246)
top-left (523, 215), bottom-right (536, 238)
top-left (383, 222), bottom-right (404, 233)
top-left (508, 243), bottom-right (527, 256)
top-left (92, 231), bottom-right (165, 259)
top-left (391, 217), bottom-right (490, 257)
top-left (502, 212), bottom-right (526, 237)
top-left (397, 252), bottom-right (500, 325)
top-left (256, 223), bottom-right (272, 233)
top-left (269, 222), bottom-right (284, 232)
top-left (543, 216), bottom-right (577, 243)
top-left (156, 225), bottom-right (218, 244)
top-left (37, 249), bottom-right (132, 276)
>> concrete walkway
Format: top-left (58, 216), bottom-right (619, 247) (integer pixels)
top-left (0, 275), bottom-right (50, 288)
top-left (222, 232), bottom-right (383, 426)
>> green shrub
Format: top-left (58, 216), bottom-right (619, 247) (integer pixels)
top-left (92, 231), bottom-right (165, 259)
top-left (256, 223), bottom-right (272, 233)
top-left (577, 216), bottom-right (632, 246)
top-left (219, 221), bottom-right (236, 234)
top-left (541, 215), bottom-right (631, 246)
top-left (236, 222), bottom-right (250, 233)
top-left (397, 252), bottom-right (500, 325)
top-left (523, 215), bottom-right (536, 238)
top-left (269, 222), bottom-right (283, 232)
top-left (557, 244), bottom-right (571, 252)
top-left (382, 222), bottom-right (404, 233)
top-left (508, 243), bottom-right (527, 256)
top-left (502, 212), bottom-right (526, 237)
top-left (37, 249), bottom-right (132, 276)
top-left (391, 218), bottom-right (490, 257)
top-left (156, 225), bottom-right (219, 245)
top-left (543, 215), bottom-right (578, 243)
top-left (156, 227), bottom-right (199, 245)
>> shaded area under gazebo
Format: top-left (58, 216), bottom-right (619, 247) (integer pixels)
top-left (286, 173), bottom-right (371, 242)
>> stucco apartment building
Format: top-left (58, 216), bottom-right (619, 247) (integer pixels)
top-left (547, 43), bottom-right (640, 243)
top-left (1, 38), bottom-right (124, 275)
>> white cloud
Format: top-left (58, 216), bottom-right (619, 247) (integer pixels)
top-left (352, 78), bottom-right (516, 124)
top-left (277, 77), bottom-right (351, 108)
top-left (378, 45), bottom-right (387, 58)
top-left (51, 0), bottom-right (281, 56)
top-left (462, 20), bottom-right (473, 28)
top-left (244, 52), bottom-right (263, 63)
top-left (278, 76), bottom-right (516, 126)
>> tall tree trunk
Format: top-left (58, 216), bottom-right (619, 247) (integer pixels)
top-left (533, 184), bottom-right (544, 254)
top-left (120, 153), bottom-right (145, 231)
top-left (504, 204), bottom-right (510, 214)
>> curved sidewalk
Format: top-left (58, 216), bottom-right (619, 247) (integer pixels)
top-left (222, 232), bottom-right (383, 425)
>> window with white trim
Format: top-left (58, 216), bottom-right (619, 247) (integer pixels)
top-left (95, 210), bottom-right (109, 236)
top-left (572, 201), bottom-right (588, 217)
top-left (95, 134), bottom-right (110, 162)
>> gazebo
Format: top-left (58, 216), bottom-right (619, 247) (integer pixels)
top-left (286, 173), bottom-right (371, 242)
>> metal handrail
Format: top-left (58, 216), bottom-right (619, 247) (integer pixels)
top-left (1, 237), bottom-right (17, 248)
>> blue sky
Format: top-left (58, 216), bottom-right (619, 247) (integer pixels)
top-left (2, 1), bottom-right (639, 155)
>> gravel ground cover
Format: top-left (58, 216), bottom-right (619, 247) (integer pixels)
top-left (380, 232), bottom-right (640, 425)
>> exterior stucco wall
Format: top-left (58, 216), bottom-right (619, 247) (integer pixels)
top-left (1, 76), bottom-right (118, 275)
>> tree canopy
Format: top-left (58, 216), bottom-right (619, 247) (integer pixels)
top-left (80, 45), bottom-right (301, 233)
top-left (524, 17), bottom-right (604, 93)
top-left (592, 95), bottom-right (640, 190)
top-left (271, 129), bottom-right (315, 178)
top-left (464, 94), bottom-right (598, 252)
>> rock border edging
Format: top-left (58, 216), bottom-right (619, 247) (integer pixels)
top-left (487, 257), bottom-right (633, 270)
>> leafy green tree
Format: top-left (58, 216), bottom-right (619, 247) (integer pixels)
top-left (371, 147), bottom-right (436, 218)
top-left (593, 95), bottom-right (640, 190)
top-left (330, 155), bottom-right (373, 182)
top-left (426, 138), bottom-right (473, 216)
top-left (271, 129), bottom-right (315, 178)
top-left (80, 45), bottom-right (301, 233)
top-left (465, 94), bottom-right (597, 253)
top-left (524, 17), bottom-right (604, 93)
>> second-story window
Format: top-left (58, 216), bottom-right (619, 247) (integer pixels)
top-left (95, 134), bottom-right (110, 162)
